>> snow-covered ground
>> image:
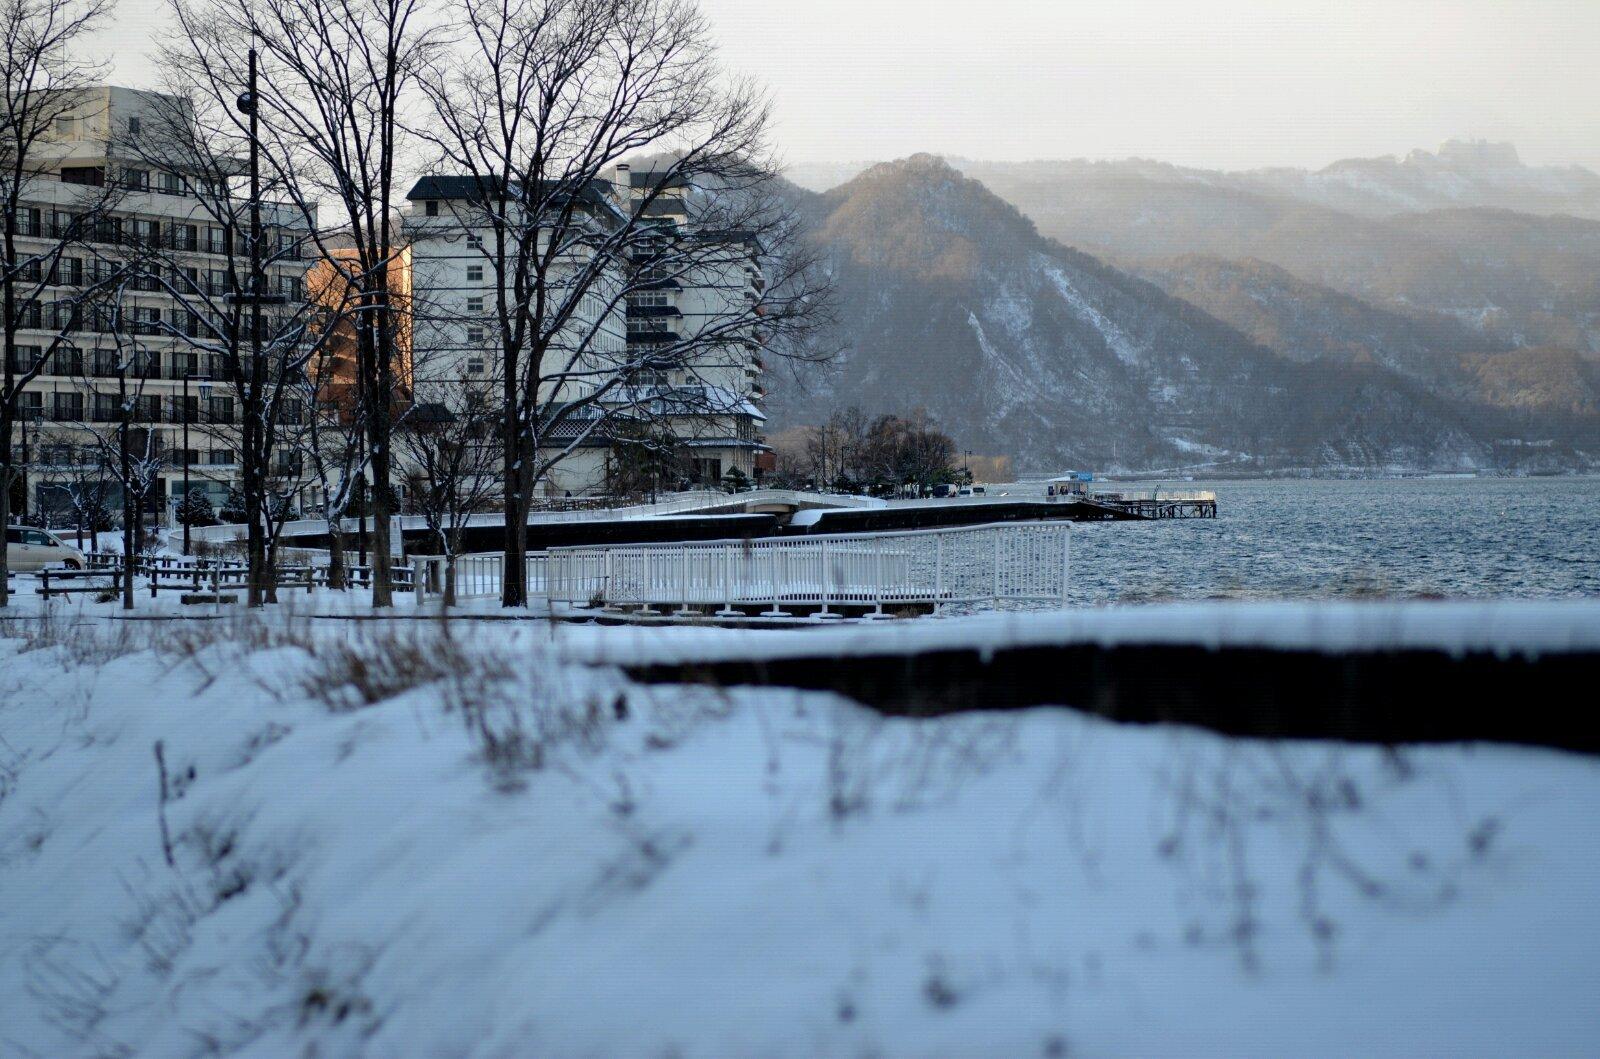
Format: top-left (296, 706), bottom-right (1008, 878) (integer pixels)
top-left (2, 608), bottom-right (1598, 1056)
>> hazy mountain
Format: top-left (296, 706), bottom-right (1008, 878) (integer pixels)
top-left (946, 140), bottom-right (1600, 221)
top-left (1240, 141), bottom-right (1600, 220)
top-left (767, 156), bottom-right (1592, 473)
top-left (795, 141), bottom-right (1600, 221)
top-left (1132, 256), bottom-right (1600, 440)
top-left (1129, 256), bottom-right (1507, 388)
top-left (945, 161), bottom-right (1600, 355)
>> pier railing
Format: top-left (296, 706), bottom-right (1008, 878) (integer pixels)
top-left (411, 522), bottom-right (1071, 615)
top-left (550, 522), bottom-right (1072, 614)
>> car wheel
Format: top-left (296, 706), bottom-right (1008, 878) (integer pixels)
top-left (65, 559), bottom-right (84, 571)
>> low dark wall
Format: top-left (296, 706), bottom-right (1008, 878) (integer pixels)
top-left (788, 500), bottom-right (1131, 535)
top-left (280, 514), bottom-right (779, 554)
top-left (626, 643), bottom-right (1600, 755)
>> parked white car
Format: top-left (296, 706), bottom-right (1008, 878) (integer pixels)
top-left (5, 526), bottom-right (86, 571)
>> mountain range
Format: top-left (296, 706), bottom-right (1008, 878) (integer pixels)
top-left (768, 144), bottom-right (1600, 473)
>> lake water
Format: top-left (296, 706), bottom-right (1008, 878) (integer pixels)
top-left (1031, 477), bottom-right (1600, 605)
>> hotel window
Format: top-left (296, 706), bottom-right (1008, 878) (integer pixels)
top-left (466, 356), bottom-right (485, 376)
top-left (53, 391), bottom-right (83, 420)
top-left (465, 265), bottom-right (483, 282)
top-left (466, 325), bottom-right (485, 343)
top-left (466, 296), bottom-right (484, 312)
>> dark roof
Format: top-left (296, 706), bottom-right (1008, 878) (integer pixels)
top-left (405, 401), bottom-right (456, 425)
top-left (406, 175), bottom-right (504, 201)
top-left (624, 169), bottom-right (689, 190)
top-left (406, 175), bottom-right (618, 211)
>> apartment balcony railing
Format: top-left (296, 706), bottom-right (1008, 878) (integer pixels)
top-left (21, 218), bottom-right (309, 260)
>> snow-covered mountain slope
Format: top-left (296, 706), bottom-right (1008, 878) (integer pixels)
top-left (1243, 140), bottom-right (1600, 220)
top-left (5, 612), bottom-right (1600, 1056)
top-left (769, 156), bottom-right (1584, 472)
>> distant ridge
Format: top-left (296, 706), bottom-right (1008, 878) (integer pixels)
top-left (767, 155), bottom-right (1596, 474)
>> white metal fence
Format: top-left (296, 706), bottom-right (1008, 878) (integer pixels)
top-left (547, 522), bottom-right (1070, 614)
top-left (409, 522), bottom-right (1071, 615)
top-left (411, 552), bottom-right (548, 601)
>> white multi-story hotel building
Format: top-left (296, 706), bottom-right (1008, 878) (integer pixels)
top-left (399, 164), bottom-right (768, 497)
top-left (613, 165), bottom-right (769, 487)
top-left (8, 86), bottom-right (313, 523)
top-left (400, 175), bottom-right (630, 496)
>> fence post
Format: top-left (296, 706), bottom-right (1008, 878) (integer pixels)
top-left (992, 529), bottom-right (1001, 603)
top-left (819, 537), bottom-right (831, 617)
top-left (677, 547), bottom-right (691, 615)
top-left (872, 543), bottom-right (884, 617)
top-left (412, 556), bottom-right (425, 605)
top-left (934, 534), bottom-right (944, 614)
top-left (641, 549), bottom-right (654, 614)
top-left (765, 546), bottom-right (782, 616)
top-left (1061, 527), bottom-right (1071, 606)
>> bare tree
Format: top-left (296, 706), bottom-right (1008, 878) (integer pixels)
top-left (0, 0), bottom-right (121, 604)
top-left (30, 426), bottom-right (114, 545)
top-left (394, 377), bottom-right (501, 604)
top-left (295, 275), bottom-right (367, 591)
top-left (74, 281), bottom-right (171, 606)
top-left (165, 0), bottom-right (436, 608)
top-left (122, 86), bottom-right (328, 606)
top-left (409, 0), bottom-right (830, 607)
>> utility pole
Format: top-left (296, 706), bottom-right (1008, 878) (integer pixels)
top-left (233, 49), bottom-right (286, 602)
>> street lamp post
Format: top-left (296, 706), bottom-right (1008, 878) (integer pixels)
top-left (17, 404), bottom-right (30, 523)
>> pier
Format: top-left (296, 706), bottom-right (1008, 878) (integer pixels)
top-left (1079, 488), bottom-right (1218, 520)
top-left (185, 486), bottom-right (1218, 557)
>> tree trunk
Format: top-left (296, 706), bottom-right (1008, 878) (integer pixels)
top-left (264, 531), bottom-right (279, 603)
top-left (120, 426), bottom-right (134, 610)
top-left (243, 451), bottom-right (265, 608)
top-left (326, 520), bottom-right (347, 590)
top-left (0, 455), bottom-right (11, 608)
top-left (369, 444), bottom-right (393, 607)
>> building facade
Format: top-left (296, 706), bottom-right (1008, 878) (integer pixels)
top-left (398, 164), bottom-right (768, 498)
top-left (613, 165), bottom-right (769, 488)
top-left (8, 86), bottom-right (314, 526)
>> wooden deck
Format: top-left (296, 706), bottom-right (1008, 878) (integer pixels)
top-left (1083, 494), bottom-right (1218, 520)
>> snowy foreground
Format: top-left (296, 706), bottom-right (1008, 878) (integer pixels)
top-left (2, 607), bottom-right (1599, 1056)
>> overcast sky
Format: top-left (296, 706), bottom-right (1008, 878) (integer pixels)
top-left (95, 0), bottom-right (1600, 173)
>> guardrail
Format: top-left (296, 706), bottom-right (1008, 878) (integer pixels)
top-left (410, 552), bottom-right (547, 602)
top-left (548, 522), bottom-right (1070, 616)
top-left (411, 522), bottom-right (1071, 617)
